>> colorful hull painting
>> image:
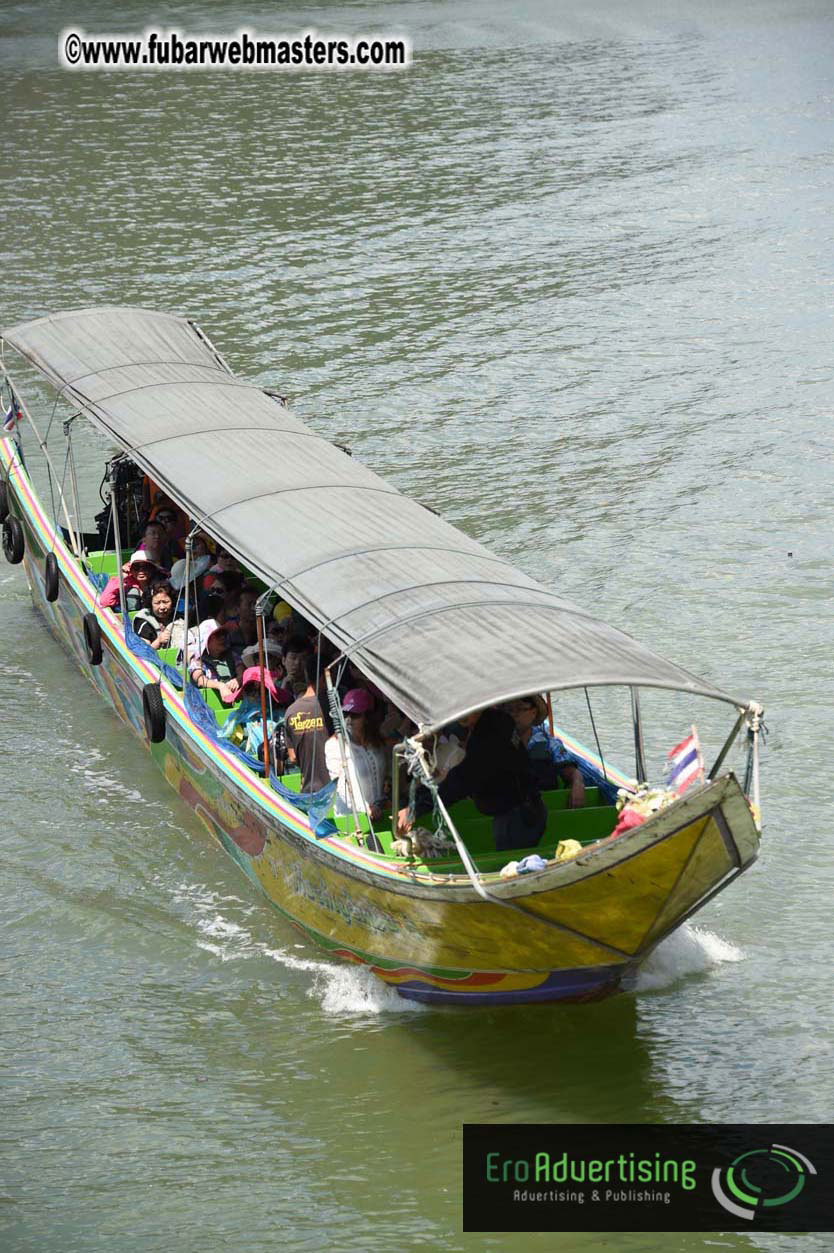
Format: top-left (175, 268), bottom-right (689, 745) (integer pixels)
top-left (1, 438), bottom-right (761, 1005)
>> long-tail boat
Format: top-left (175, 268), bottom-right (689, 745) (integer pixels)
top-left (0, 308), bottom-right (764, 1004)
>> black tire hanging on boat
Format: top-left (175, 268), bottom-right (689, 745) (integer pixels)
top-left (44, 552), bottom-right (59, 601)
top-left (0, 479), bottom-right (9, 523)
top-left (142, 682), bottom-right (166, 743)
top-left (2, 516), bottom-right (24, 564)
top-left (83, 612), bottom-right (103, 665)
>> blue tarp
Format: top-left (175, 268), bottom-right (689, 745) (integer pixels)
top-left (112, 608), bottom-right (339, 833)
top-left (268, 769), bottom-right (337, 832)
top-left (86, 568), bottom-right (109, 592)
top-left (183, 682), bottom-right (337, 830)
top-left (182, 680), bottom-right (265, 774)
top-left (124, 618), bottom-right (184, 689)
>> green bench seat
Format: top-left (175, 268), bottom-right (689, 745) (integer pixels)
top-left (85, 549), bottom-right (121, 579)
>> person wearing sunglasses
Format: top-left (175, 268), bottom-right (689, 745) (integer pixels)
top-left (508, 694), bottom-right (619, 806)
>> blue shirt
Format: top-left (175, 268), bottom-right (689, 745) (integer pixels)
top-left (526, 723), bottom-right (619, 805)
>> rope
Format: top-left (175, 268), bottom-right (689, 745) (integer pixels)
top-left (92, 504), bottom-right (114, 608)
top-left (43, 393), bottom-right (60, 447)
top-left (584, 687), bottom-right (608, 782)
top-left (50, 443), bottom-right (73, 554)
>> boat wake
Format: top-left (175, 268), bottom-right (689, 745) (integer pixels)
top-left (635, 923), bottom-right (743, 993)
top-left (177, 886), bottom-right (741, 1009)
top-left (178, 883), bottom-right (424, 1015)
top-left (305, 962), bottom-right (426, 1016)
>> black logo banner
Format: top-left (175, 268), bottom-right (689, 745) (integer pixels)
top-left (463, 1124), bottom-right (834, 1232)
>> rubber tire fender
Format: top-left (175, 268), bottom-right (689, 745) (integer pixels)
top-left (0, 479), bottom-right (8, 523)
top-left (44, 552), bottom-right (59, 602)
top-left (142, 682), bottom-right (166, 744)
top-left (83, 612), bottom-right (103, 666)
top-left (2, 515), bottom-right (24, 564)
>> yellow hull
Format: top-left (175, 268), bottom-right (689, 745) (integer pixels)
top-left (2, 435), bottom-right (760, 1005)
top-left (243, 773), bottom-right (757, 1002)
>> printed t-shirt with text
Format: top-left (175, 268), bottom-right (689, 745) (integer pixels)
top-left (284, 693), bottom-right (331, 793)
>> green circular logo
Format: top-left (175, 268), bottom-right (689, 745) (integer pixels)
top-left (711, 1144), bottom-right (816, 1221)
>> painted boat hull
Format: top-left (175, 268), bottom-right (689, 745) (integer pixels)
top-left (1, 438), bottom-right (761, 1005)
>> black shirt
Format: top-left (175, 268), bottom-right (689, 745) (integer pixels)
top-left (439, 708), bottom-right (540, 817)
top-left (284, 692), bottom-right (330, 793)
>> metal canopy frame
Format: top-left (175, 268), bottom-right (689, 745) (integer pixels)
top-left (1, 306), bottom-right (755, 735)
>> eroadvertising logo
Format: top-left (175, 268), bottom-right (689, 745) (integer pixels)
top-left (462, 1124), bottom-right (834, 1232)
top-left (711, 1143), bottom-right (816, 1221)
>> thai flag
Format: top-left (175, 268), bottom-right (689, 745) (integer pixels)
top-left (664, 726), bottom-right (704, 795)
top-left (2, 398), bottom-right (22, 434)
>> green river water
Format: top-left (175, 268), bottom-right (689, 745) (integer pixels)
top-left (1, 2), bottom-right (832, 1250)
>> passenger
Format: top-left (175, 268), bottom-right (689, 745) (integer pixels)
top-left (205, 548), bottom-right (242, 588)
top-left (510, 695), bottom-right (619, 805)
top-left (98, 551), bottom-right (162, 611)
top-left (325, 689), bottom-right (389, 821)
top-left (399, 705), bottom-right (546, 852)
top-left (267, 619), bottom-right (288, 653)
top-left (379, 698), bottom-right (412, 749)
top-left (283, 633), bottom-right (312, 696)
top-left (271, 600), bottom-right (293, 636)
top-left (241, 639), bottom-right (286, 686)
top-left (127, 557), bottom-right (168, 613)
top-left (168, 551), bottom-right (212, 607)
top-left (283, 651), bottom-right (331, 793)
top-left (189, 618), bottom-right (243, 704)
top-left (218, 666), bottom-right (290, 758)
top-left (178, 535), bottom-right (217, 595)
top-left (226, 585), bottom-right (259, 654)
top-left (138, 521), bottom-right (175, 571)
top-left (267, 685), bottom-right (295, 776)
top-left (133, 580), bottom-right (179, 649)
top-left (208, 570), bottom-right (245, 614)
top-left (149, 505), bottom-right (185, 557)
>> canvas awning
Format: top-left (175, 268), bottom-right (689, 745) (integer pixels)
top-left (2, 307), bottom-right (748, 729)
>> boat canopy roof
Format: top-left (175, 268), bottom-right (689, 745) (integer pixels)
top-left (2, 306), bottom-right (747, 729)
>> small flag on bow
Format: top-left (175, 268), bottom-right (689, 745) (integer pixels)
top-left (664, 726), bottom-right (704, 795)
top-left (3, 396), bottom-right (23, 434)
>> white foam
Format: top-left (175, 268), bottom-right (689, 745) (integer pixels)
top-left (177, 882), bottom-right (422, 1013)
top-left (635, 923), bottom-right (744, 992)
top-left (308, 962), bottom-right (425, 1016)
top-left (258, 942), bottom-right (424, 1014)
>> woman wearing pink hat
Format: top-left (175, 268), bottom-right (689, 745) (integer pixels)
top-left (324, 689), bottom-right (389, 821)
top-left (218, 666), bottom-right (294, 759)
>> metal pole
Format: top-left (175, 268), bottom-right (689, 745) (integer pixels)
top-left (752, 716), bottom-right (761, 819)
top-left (630, 687), bottom-right (647, 783)
top-left (391, 743), bottom-right (402, 825)
top-left (746, 706), bottom-right (762, 811)
top-left (1, 365), bottom-right (80, 556)
top-left (707, 707), bottom-right (748, 780)
top-left (256, 604), bottom-right (271, 779)
top-left (325, 667), bottom-right (379, 850)
top-left (180, 536), bottom-right (192, 685)
top-left (109, 465), bottom-right (127, 618)
top-left (546, 692), bottom-right (555, 737)
top-left (63, 417), bottom-right (85, 557)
